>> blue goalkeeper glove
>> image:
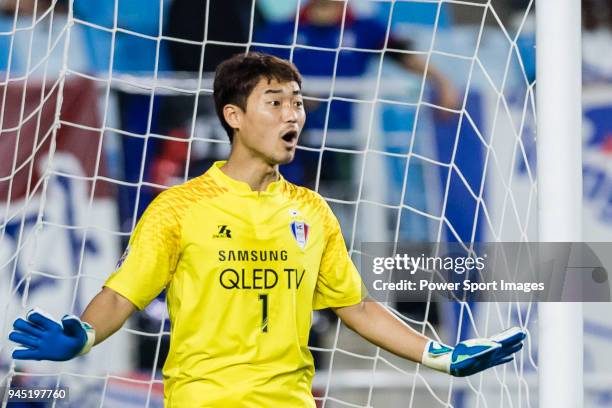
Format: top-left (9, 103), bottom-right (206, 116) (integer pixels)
top-left (421, 327), bottom-right (526, 377)
top-left (8, 309), bottom-right (96, 361)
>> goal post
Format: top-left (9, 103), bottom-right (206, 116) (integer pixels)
top-left (535, 0), bottom-right (583, 407)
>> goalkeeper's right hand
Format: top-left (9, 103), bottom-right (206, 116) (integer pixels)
top-left (8, 309), bottom-right (96, 361)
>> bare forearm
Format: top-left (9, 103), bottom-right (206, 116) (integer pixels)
top-left (333, 300), bottom-right (429, 363)
top-left (402, 54), bottom-right (435, 80)
top-left (80, 287), bottom-right (136, 346)
top-left (402, 55), bottom-right (458, 111)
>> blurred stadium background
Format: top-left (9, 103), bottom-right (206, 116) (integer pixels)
top-left (0, 0), bottom-right (611, 406)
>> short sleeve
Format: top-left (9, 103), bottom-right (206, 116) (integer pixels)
top-left (104, 189), bottom-right (183, 310)
top-left (313, 202), bottom-right (364, 310)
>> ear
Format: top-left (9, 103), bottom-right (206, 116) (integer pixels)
top-left (223, 104), bottom-right (243, 132)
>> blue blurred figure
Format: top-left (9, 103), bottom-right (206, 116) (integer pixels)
top-left (73, 0), bottom-right (172, 235)
top-left (375, 0), bottom-right (452, 29)
top-left (255, 0), bottom-right (457, 131)
top-left (73, 0), bottom-right (170, 73)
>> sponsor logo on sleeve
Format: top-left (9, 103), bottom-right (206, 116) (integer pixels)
top-left (115, 245), bottom-right (130, 270)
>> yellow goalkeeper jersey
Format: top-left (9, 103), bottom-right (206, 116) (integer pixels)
top-left (104, 161), bottom-right (364, 407)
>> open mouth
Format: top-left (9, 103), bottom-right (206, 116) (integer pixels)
top-left (281, 130), bottom-right (298, 145)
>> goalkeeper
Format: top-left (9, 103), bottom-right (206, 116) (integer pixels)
top-left (9, 52), bottom-right (525, 407)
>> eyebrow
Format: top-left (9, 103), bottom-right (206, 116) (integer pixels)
top-left (264, 89), bottom-right (302, 95)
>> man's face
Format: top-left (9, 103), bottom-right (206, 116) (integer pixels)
top-left (234, 78), bottom-right (305, 165)
top-left (309, 0), bottom-right (344, 24)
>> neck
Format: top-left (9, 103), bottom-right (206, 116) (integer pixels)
top-left (221, 147), bottom-right (280, 192)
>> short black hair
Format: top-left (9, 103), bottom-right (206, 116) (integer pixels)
top-left (213, 52), bottom-right (303, 143)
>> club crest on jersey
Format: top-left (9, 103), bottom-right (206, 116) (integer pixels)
top-left (290, 220), bottom-right (309, 249)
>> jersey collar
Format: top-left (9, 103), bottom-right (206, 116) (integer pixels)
top-left (208, 161), bottom-right (285, 196)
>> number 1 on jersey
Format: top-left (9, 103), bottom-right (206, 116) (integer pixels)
top-left (259, 294), bottom-right (268, 333)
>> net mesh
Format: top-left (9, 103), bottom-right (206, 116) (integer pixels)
top-left (0, 0), bottom-right (541, 407)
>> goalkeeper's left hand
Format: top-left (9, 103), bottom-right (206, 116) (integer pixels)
top-left (421, 327), bottom-right (526, 377)
top-left (8, 309), bottom-right (95, 361)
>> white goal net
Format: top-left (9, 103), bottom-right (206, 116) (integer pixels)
top-left (0, 0), bottom-right (580, 407)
